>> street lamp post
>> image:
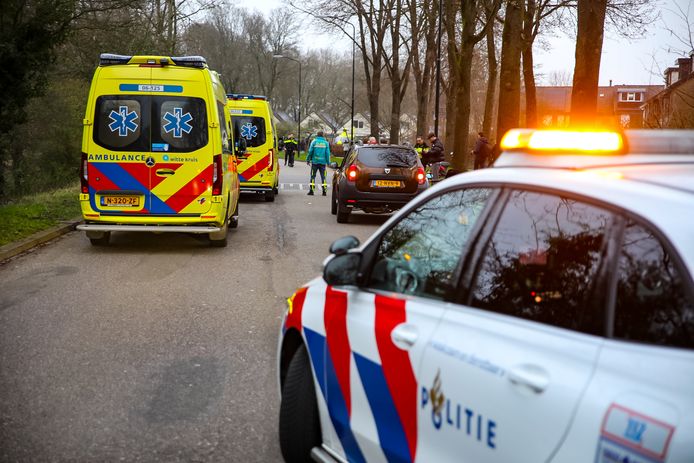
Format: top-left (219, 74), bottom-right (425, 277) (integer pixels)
top-left (314, 16), bottom-right (356, 144)
top-left (273, 54), bottom-right (302, 153)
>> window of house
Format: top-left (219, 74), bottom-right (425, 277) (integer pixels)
top-left (470, 190), bottom-right (613, 335)
top-left (620, 92), bottom-right (643, 102)
top-left (614, 220), bottom-right (694, 349)
top-left (353, 120), bottom-right (364, 129)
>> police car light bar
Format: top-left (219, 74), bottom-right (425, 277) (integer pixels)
top-left (226, 93), bottom-right (268, 101)
top-left (170, 56), bottom-right (207, 68)
top-left (100, 54), bottom-right (132, 66)
top-left (501, 129), bottom-right (624, 154)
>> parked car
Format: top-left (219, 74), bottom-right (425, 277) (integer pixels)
top-left (278, 128), bottom-right (694, 463)
top-left (330, 145), bottom-right (428, 223)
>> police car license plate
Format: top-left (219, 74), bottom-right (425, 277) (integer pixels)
top-left (373, 180), bottom-right (402, 188)
top-left (102, 196), bottom-right (140, 207)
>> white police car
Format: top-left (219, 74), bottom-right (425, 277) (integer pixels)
top-left (277, 129), bottom-right (694, 463)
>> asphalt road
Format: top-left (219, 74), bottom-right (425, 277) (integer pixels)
top-left (0, 159), bottom-right (387, 462)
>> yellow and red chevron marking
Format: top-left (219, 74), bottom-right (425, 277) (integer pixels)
top-left (238, 154), bottom-right (270, 182)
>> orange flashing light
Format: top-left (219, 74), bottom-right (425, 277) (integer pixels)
top-left (501, 129), bottom-right (624, 154)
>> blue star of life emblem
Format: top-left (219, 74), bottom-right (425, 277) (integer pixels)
top-left (108, 106), bottom-right (139, 136)
top-left (240, 122), bottom-right (258, 139)
top-left (163, 107), bottom-right (194, 138)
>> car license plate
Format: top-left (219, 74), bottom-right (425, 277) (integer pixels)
top-left (373, 180), bottom-right (402, 188)
top-left (101, 196), bottom-right (140, 207)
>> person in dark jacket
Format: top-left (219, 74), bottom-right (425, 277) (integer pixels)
top-left (425, 132), bottom-right (445, 166)
top-left (473, 132), bottom-right (491, 169)
top-left (284, 133), bottom-right (298, 167)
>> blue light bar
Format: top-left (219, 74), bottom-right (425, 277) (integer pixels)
top-left (226, 93), bottom-right (267, 101)
top-left (100, 53), bottom-right (132, 66)
top-left (170, 56), bottom-right (207, 68)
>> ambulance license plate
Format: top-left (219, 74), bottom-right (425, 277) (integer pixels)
top-left (373, 180), bottom-right (402, 188)
top-left (102, 196), bottom-right (140, 207)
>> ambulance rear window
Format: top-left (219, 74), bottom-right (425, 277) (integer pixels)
top-left (232, 116), bottom-right (266, 148)
top-left (94, 97), bottom-right (148, 151)
top-left (154, 97), bottom-right (207, 152)
top-left (93, 95), bottom-right (208, 153)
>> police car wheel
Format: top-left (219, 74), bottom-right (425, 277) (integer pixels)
top-left (265, 189), bottom-right (275, 202)
top-left (279, 344), bottom-right (321, 463)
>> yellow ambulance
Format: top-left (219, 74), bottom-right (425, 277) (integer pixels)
top-left (226, 94), bottom-right (280, 202)
top-left (77, 54), bottom-right (241, 247)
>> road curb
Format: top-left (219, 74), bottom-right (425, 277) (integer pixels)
top-left (0, 218), bottom-right (82, 263)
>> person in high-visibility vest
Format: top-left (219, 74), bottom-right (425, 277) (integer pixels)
top-left (284, 133), bottom-right (298, 167)
top-left (334, 128), bottom-right (349, 146)
top-left (306, 131), bottom-right (331, 196)
top-left (413, 135), bottom-right (428, 159)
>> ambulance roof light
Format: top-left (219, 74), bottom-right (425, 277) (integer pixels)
top-left (226, 93), bottom-right (267, 101)
top-left (500, 129), bottom-right (625, 154)
top-left (99, 53), bottom-right (132, 66)
top-left (170, 56), bottom-right (207, 68)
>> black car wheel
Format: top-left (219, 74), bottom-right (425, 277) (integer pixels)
top-left (279, 344), bottom-right (321, 463)
top-left (336, 200), bottom-right (350, 223)
top-left (331, 187), bottom-right (338, 215)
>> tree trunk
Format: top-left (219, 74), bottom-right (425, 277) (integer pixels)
top-left (522, 0), bottom-right (537, 128)
top-left (482, 15), bottom-right (498, 139)
top-left (496, 0), bottom-right (523, 142)
top-left (570, 0), bottom-right (608, 126)
top-left (452, 43), bottom-right (475, 171)
top-left (390, 77), bottom-right (402, 143)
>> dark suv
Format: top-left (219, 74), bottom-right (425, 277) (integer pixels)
top-left (330, 145), bottom-right (428, 223)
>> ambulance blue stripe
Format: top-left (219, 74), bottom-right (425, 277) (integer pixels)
top-left (354, 353), bottom-right (411, 463)
top-left (304, 328), bottom-right (366, 463)
top-left (238, 174), bottom-right (248, 182)
top-left (93, 163), bottom-right (175, 214)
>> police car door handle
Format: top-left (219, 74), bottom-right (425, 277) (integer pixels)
top-left (391, 324), bottom-right (418, 350)
top-left (507, 364), bottom-right (550, 394)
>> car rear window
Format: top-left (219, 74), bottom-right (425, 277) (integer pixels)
top-left (357, 148), bottom-right (418, 168)
top-left (231, 116), bottom-right (266, 148)
top-left (93, 95), bottom-right (208, 153)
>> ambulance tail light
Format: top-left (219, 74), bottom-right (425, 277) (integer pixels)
top-left (80, 152), bottom-right (89, 193)
top-left (268, 149), bottom-right (274, 172)
top-left (416, 167), bottom-right (426, 184)
top-left (347, 164), bottom-right (359, 182)
top-left (212, 154), bottom-right (223, 195)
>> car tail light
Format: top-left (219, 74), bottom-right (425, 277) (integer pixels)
top-left (347, 164), bottom-right (358, 182)
top-left (80, 152), bottom-right (89, 193)
top-left (416, 167), bottom-right (426, 185)
top-left (212, 154), bottom-right (223, 195)
top-left (268, 148), bottom-right (274, 172)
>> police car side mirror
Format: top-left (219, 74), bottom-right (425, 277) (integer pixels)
top-left (323, 253), bottom-right (361, 286)
top-left (329, 235), bottom-right (359, 255)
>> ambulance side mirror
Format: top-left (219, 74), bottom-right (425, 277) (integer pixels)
top-left (323, 252), bottom-right (361, 286)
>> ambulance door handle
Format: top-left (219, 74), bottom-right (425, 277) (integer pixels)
top-left (391, 323), bottom-right (418, 350)
top-left (507, 364), bottom-right (549, 394)
top-left (156, 169), bottom-right (175, 177)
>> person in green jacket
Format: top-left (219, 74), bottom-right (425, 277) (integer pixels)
top-left (306, 131), bottom-right (331, 196)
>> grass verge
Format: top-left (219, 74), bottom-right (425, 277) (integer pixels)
top-left (0, 184), bottom-right (80, 246)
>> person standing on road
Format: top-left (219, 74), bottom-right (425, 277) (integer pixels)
top-left (473, 132), bottom-right (491, 169)
top-left (284, 133), bottom-right (298, 167)
top-left (306, 131), bottom-right (331, 196)
top-left (424, 132), bottom-right (446, 181)
top-left (413, 135), bottom-right (428, 159)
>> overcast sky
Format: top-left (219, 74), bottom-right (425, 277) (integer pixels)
top-left (236, 0), bottom-right (693, 87)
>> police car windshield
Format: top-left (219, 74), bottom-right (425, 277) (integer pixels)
top-left (232, 116), bottom-right (266, 148)
top-left (358, 147), bottom-right (418, 168)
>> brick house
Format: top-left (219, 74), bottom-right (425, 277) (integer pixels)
top-left (643, 53), bottom-right (694, 128)
top-left (527, 84), bottom-right (664, 128)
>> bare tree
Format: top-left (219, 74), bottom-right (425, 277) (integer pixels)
top-left (496, 0), bottom-right (523, 142)
top-left (408, 0), bottom-right (439, 137)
